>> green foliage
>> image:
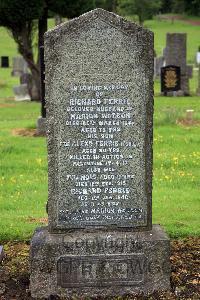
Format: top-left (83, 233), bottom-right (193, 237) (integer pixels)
top-left (165, 0), bottom-right (200, 16)
top-left (95, 0), bottom-right (117, 11)
top-left (48, 0), bottom-right (95, 18)
top-left (117, 0), bottom-right (162, 24)
top-left (160, 0), bottom-right (173, 13)
top-left (0, 0), bottom-right (96, 27)
top-left (0, 0), bottom-right (43, 29)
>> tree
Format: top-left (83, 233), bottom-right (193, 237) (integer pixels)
top-left (0, 0), bottom-right (43, 100)
top-left (171, 0), bottom-right (200, 16)
top-left (95, 0), bottom-right (117, 12)
top-left (160, 0), bottom-right (173, 13)
top-left (117, 0), bottom-right (162, 25)
top-left (0, 0), bottom-right (95, 100)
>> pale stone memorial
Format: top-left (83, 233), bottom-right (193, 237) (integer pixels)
top-left (11, 56), bottom-right (28, 77)
top-left (30, 9), bottom-right (170, 298)
top-left (13, 84), bottom-right (31, 101)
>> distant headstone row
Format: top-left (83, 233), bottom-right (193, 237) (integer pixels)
top-left (0, 55), bottom-right (31, 101)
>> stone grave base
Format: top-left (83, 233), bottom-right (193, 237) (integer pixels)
top-left (30, 225), bottom-right (170, 299)
top-left (36, 116), bottom-right (46, 135)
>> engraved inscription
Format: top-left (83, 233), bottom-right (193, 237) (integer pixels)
top-left (57, 255), bottom-right (145, 287)
top-left (55, 73), bottom-right (149, 228)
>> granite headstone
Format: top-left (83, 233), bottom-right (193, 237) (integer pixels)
top-left (30, 9), bottom-right (170, 298)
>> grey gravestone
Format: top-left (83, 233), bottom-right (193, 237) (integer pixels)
top-left (154, 56), bottom-right (164, 78)
top-left (164, 33), bottom-right (191, 95)
top-left (187, 65), bottom-right (193, 79)
top-left (20, 73), bottom-right (38, 100)
top-left (11, 56), bottom-right (28, 76)
top-left (55, 14), bottom-right (63, 26)
top-left (30, 8), bottom-right (170, 298)
top-left (36, 116), bottom-right (46, 135)
top-left (13, 84), bottom-right (31, 101)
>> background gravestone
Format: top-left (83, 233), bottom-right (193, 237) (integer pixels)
top-left (11, 56), bottom-right (28, 77)
top-left (154, 56), bottom-right (164, 78)
top-left (20, 73), bottom-right (38, 100)
top-left (13, 84), bottom-right (31, 101)
top-left (1, 56), bottom-right (9, 68)
top-left (164, 33), bottom-right (192, 95)
top-left (30, 9), bottom-right (170, 299)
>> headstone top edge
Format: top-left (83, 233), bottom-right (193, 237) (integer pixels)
top-left (166, 32), bottom-right (187, 37)
top-left (45, 8), bottom-right (153, 39)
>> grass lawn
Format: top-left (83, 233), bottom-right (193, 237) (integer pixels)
top-left (0, 16), bottom-right (199, 241)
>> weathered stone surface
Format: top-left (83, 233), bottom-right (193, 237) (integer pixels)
top-left (30, 225), bottom-right (170, 299)
top-left (45, 8), bottom-right (154, 232)
top-left (165, 33), bottom-right (187, 73)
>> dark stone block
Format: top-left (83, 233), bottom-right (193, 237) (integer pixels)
top-left (30, 225), bottom-right (170, 298)
top-left (1, 56), bottom-right (9, 68)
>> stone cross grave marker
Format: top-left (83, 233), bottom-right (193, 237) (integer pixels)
top-left (30, 9), bottom-right (170, 298)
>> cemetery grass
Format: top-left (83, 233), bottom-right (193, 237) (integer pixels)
top-left (0, 95), bottom-right (199, 241)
